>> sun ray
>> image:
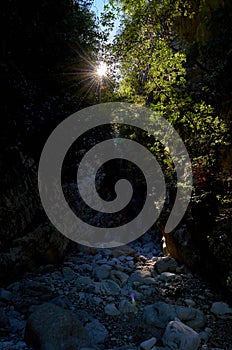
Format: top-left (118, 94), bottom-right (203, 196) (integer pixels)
top-left (53, 41), bottom-right (114, 106)
top-left (96, 61), bottom-right (108, 77)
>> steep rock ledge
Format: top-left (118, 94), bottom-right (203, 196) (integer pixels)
top-left (0, 147), bottom-right (69, 283)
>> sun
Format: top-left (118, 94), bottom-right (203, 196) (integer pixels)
top-left (96, 61), bottom-right (107, 77)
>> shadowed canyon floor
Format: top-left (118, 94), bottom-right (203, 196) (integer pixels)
top-left (0, 233), bottom-right (232, 350)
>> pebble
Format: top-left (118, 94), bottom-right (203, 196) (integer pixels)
top-left (159, 272), bottom-right (176, 282)
top-left (210, 302), bottom-right (232, 319)
top-left (93, 264), bottom-right (111, 280)
top-left (128, 270), bottom-right (151, 285)
top-left (77, 263), bottom-right (93, 273)
top-left (85, 319), bottom-right (109, 344)
top-left (199, 327), bottom-right (212, 342)
top-left (185, 299), bottom-right (196, 307)
top-left (0, 289), bottom-right (14, 302)
top-left (140, 337), bottom-right (157, 350)
top-left (104, 303), bottom-right (120, 316)
top-left (110, 270), bottom-right (129, 287)
top-left (62, 266), bottom-right (76, 281)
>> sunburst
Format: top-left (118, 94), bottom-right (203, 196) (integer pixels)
top-left (96, 61), bottom-right (108, 77)
top-left (54, 44), bottom-right (114, 106)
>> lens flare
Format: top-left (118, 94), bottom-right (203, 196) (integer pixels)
top-left (96, 62), bottom-right (107, 77)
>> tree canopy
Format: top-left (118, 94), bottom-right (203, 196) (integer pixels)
top-left (102, 0), bottom-right (231, 195)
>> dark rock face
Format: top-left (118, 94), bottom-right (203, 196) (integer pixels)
top-left (163, 225), bottom-right (204, 272)
top-left (163, 198), bottom-right (232, 296)
top-left (24, 303), bottom-right (91, 350)
top-left (0, 149), bottom-right (41, 251)
top-left (0, 148), bottom-right (69, 282)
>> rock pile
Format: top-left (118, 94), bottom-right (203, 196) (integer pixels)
top-left (0, 233), bottom-right (231, 349)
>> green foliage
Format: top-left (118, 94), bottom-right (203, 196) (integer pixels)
top-left (103, 0), bottom-right (230, 189)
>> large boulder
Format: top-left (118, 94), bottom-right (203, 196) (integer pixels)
top-left (144, 301), bottom-right (205, 330)
top-left (162, 320), bottom-right (200, 350)
top-left (155, 257), bottom-right (178, 273)
top-left (0, 223), bottom-right (69, 281)
top-left (24, 303), bottom-right (91, 350)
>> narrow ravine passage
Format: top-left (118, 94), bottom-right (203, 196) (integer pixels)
top-left (1, 1), bottom-right (232, 350)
